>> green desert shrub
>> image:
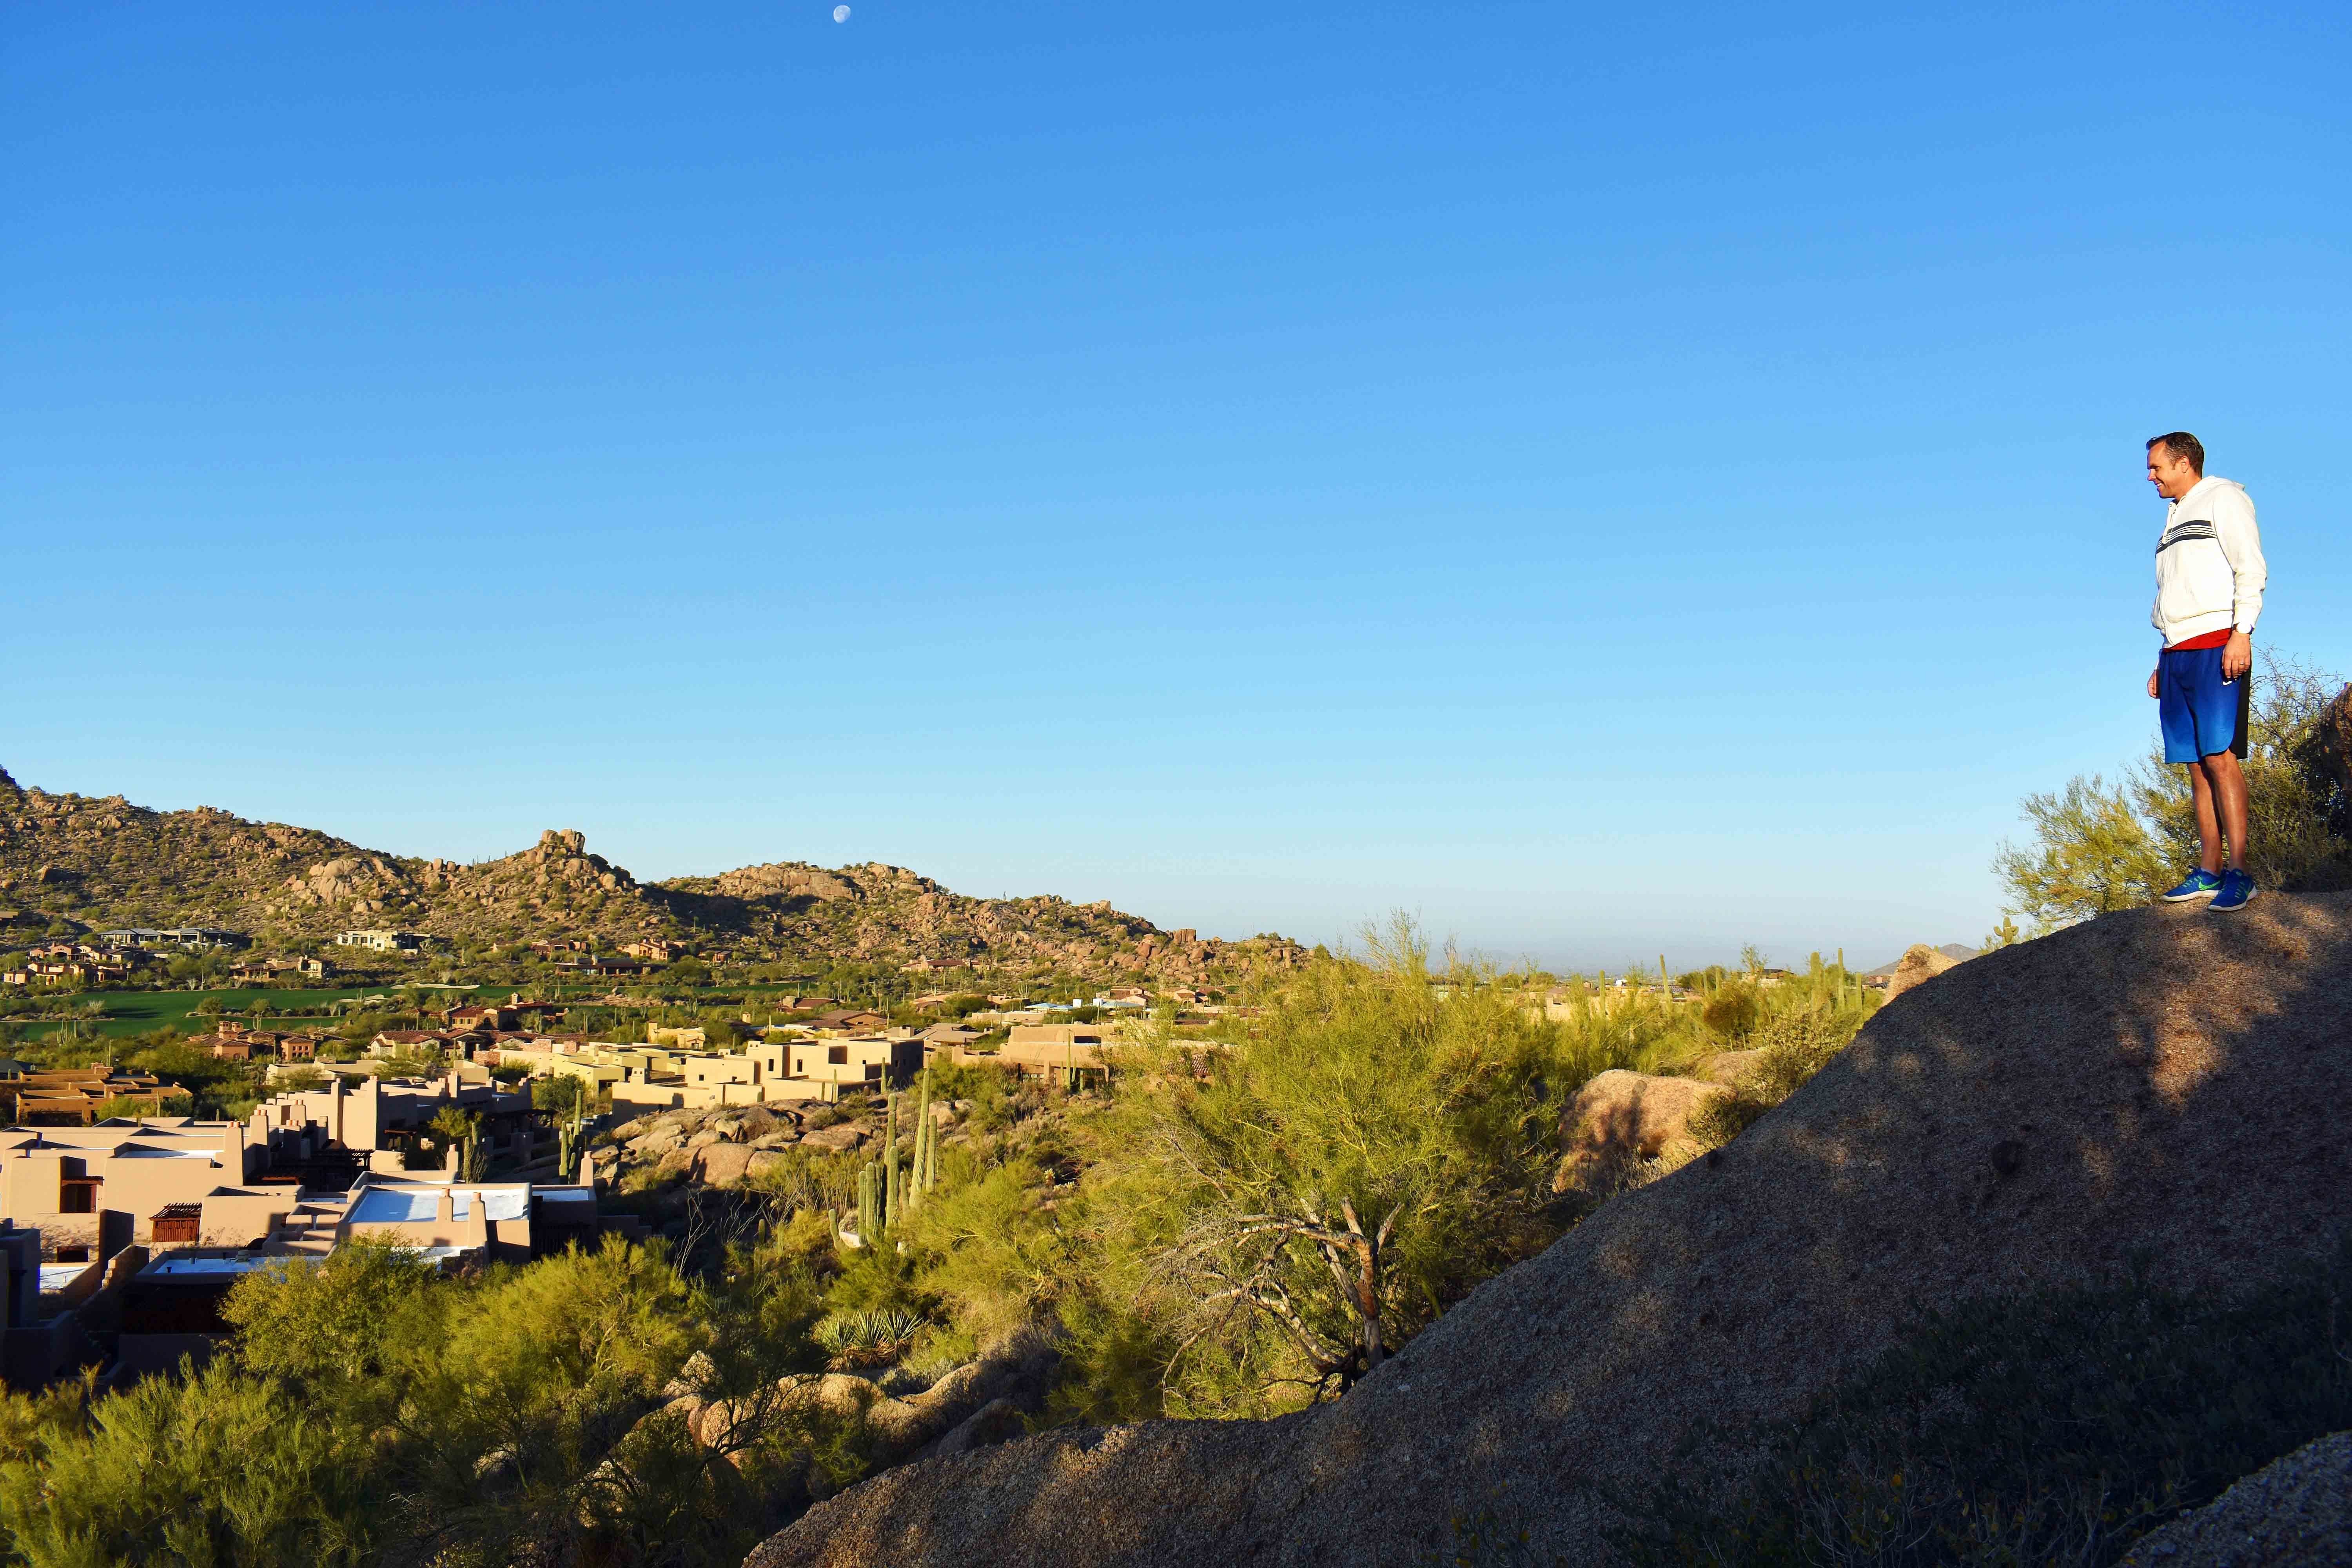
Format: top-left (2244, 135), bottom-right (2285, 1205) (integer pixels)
top-left (1700, 985), bottom-right (1760, 1040)
top-left (1689, 1004), bottom-right (1860, 1150)
top-left (0, 1361), bottom-right (376, 1568)
top-left (1616, 1245), bottom-right (2352, 1568)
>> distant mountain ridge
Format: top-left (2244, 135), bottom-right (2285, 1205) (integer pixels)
top-left (0, 764), bottom-right (1306, 982)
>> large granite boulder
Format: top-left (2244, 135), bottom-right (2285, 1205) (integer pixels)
top-left (746, 894), bottom-right (2352, 1568)
top-left (1552, 1068), bottom-right (1726, 1193)
top-left (1884, 941), bottom-right (1964, 1001)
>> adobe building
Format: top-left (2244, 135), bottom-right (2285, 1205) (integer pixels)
top-left (111, 1161), bottom-right (650, 1382)
top-left (245, 1067), bottom-right (535, 1172)
top-left (1, 1065), bottom-right (179, 1125)
top-left (0, 1119), bottom-right (255, 1254)
top-left (998, 1024), bottom-right (1118, 1083)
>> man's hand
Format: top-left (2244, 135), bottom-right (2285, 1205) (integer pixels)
top-left (2149, 666), bottom-right (2160, 699)
top-left (2223, 630), bottom-right (2253, 681)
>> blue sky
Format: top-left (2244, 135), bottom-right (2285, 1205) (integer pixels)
top-left (6, 1), bottom-right (2347, 969)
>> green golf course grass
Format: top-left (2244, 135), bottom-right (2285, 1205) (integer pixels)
top-left (8, 979), bottom-right (938, 1049)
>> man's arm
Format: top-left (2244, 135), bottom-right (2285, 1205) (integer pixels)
top-left (2216, 488), bottom-right (2265, 680)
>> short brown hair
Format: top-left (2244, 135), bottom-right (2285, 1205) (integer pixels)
top-left (2147, 431), bottom-right (2205, 475)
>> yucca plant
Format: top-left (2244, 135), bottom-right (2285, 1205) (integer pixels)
top-left (813, 1308), bottom-right (927, 1370)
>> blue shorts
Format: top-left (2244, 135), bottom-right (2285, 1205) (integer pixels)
top-left (2158, 642), bottom-right (2250, 764)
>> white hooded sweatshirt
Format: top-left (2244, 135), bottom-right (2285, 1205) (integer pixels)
top-left (2152, 474), bottom-right (2265, 647)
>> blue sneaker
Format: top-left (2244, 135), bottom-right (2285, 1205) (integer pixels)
top-left (2209, 869), bottom-right (2258, 912)
top-left (2161, 870), bottom-right (2222, 903)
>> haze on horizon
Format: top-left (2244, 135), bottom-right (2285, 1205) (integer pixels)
top-left (6, 2), bottom-right (2348, 972)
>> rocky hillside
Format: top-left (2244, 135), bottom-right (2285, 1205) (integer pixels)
top-left (0, 764), bottom-right (1306, 981)
top-left (746, 893), bottom-right (2352, 1567)
top-left (660, 860), bottom-right (1304, 982)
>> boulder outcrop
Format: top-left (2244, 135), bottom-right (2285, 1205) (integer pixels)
top-left (746, 893), bottom-right (2352, 1568)
top-left (1695, 1047), bottom-right (1764, 1085)
top-left (1550, 1068), bottom-right (1725, 1193)
top-left (1883, 940), bottom-right (1964, 1000)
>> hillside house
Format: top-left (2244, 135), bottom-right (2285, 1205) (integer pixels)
top-left (26, 960), bottom-right (129, 987)
top-left (917, 1024), bottom-right (988, 1063)
top-left (191, 1024), bottom-right (321, 1064)
top-left (368, 1029), bottom-right (444, 1058)
top-left (760, 1034), bottom-right (923, 1096)
top-left (445, 1003), bottom-right (524, 1032)
top-left (97, 928), bottom-right (243, 951)
top-left (1001, 1024), bottom-right (1117, 1082)
top-left (2, 1068), bottom-right (179, 1126)
top-left (804, 1008), bottom-right (888, 1033)
top-left (333, 929), bottom-right (423, 954)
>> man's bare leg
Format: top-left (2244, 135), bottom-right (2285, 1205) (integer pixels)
top-left (2185, 762), bottom-right (2221, 874)
top-left (2196, 750), bottom-right (2250, 872)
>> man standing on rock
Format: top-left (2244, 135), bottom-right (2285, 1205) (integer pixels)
top-left (2145, 431), bottom-right (2266, 912)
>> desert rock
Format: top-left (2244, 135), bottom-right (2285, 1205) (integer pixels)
top-left (747, 893), bottom-right (2352, 1568)
top-left (2119, 1430), bottom-right (2352, 1567)
top-left (1884, 941), bottom-right (1964, 1000)
top-left (1552, 1068), bottom-right (1726, 1192)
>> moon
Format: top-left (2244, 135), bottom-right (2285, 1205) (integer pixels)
top-left (832, 5), bottom-right (849, 19)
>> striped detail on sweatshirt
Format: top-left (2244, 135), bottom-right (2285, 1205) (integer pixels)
top-left (2157, 520), bottom-right (2219, 554)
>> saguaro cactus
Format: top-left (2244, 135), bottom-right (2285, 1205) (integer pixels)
top-left (911, 1066), bottom-right (935, 1205)
top-left (857, 1161), bottom-right (879, 1245)
top-left (886, 1091), bottom-right (904, 1230)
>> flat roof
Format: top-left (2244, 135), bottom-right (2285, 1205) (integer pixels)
top-left (348, 1185), bottom-right (531, 1224)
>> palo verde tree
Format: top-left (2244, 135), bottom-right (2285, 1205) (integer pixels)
top-left (1121, 918), bottom-right (1566, 1409)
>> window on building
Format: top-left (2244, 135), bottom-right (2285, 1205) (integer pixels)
top-left (60, 1183), bottom-right (97, 1214)
top-left (827, 1045), bottom-right (848, 1065)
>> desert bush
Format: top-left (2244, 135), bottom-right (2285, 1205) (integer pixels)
top-left (746, 1145), bottom-right (861, 1215)
top-left (1072, 920), bottom-right (1602, 1413)
top-left (1616, 1245), bottom-right (2352, 1568)
top-left (1689, 1003), bottom-right (1862, 1150)
top-left (925, 1060), bottom-right (1019, 1131)
top-left (1700, 985), bottom-right (1760, 1040)
top-left (0, 1359), bottom-right (376, 1567)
